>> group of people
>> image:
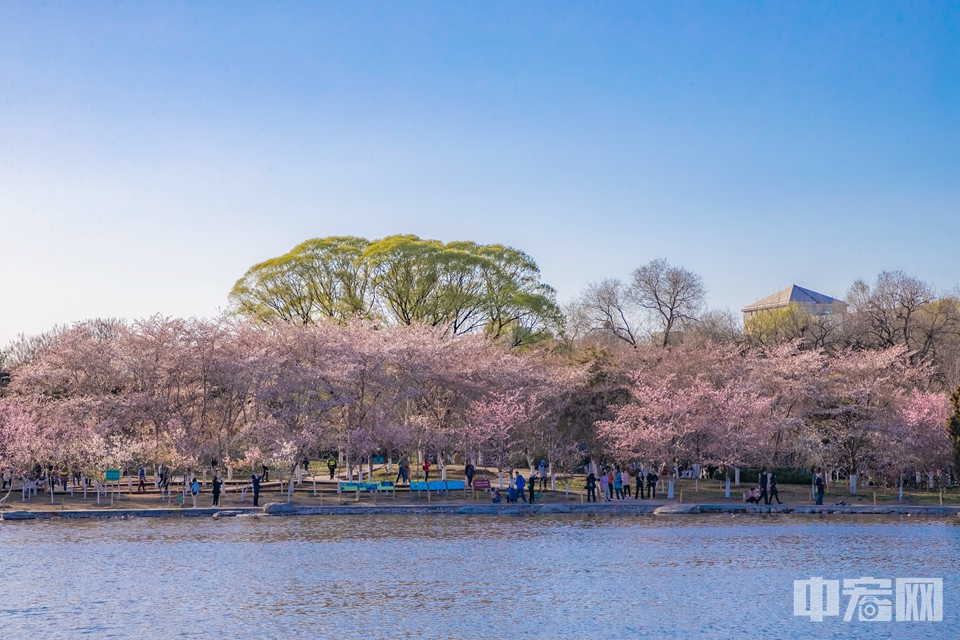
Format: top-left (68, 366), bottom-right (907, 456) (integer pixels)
top-left (584, 466), bottom-right (660, 502)
top-left (744, 470), bottom-right (781, 504)
top-left (492, 469), bottom-right (539, 504)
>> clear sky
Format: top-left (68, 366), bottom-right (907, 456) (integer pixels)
top-left (1, 1), bottom-right (958, 346)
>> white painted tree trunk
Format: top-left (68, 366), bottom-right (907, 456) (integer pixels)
top-left (926, 471), bottom-right (935, 489)
top-left (288, 465), bottom-right (295, 503)
top-left (734, 467), bottom-right (740, 486)
top-left (849, 474), bottom-right (858, 495)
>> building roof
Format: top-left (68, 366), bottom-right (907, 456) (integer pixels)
top-left (741, 285), bottom-right (843, 313)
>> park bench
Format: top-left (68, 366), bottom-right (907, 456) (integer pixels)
top-left (409, 480), bottom-right (466, 497)
top-left (337, 481), bottom-right (379, 494)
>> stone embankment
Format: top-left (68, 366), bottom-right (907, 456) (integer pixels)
top-left (3, 502), bottom-right (958, 521)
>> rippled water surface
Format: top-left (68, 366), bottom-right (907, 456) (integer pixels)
top-left (1, 514), bottom-right (957, 638)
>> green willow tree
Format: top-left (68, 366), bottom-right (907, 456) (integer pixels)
top-left (230, 236), bottom-right (373, 324)
top-left (229, 234), bottom-right (562, 346)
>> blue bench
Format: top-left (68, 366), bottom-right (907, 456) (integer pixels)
top-left (338, 481), bottom-right (377, 493)
top-left (410, 480), bottom-right (466, 495)
top-left (338, 481), bottom-right (396, 494)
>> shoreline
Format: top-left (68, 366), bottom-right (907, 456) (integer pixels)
top-left (3, 501), bottom-right (959, 521)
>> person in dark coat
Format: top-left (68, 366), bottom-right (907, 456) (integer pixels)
top-left (815, 473), bottom-right (825, 505)
top-left (769, 473), bottom-right (781, 504)
top-left (585, 472), bottom-right (597, 502)
top-left (465, 462), bottom-right (475, 488)
top-left (646, 471), bottom-right (658, 499)
top-left (758, 470), bottom-right (768, 505)
top-left (212, 476), bottom-right (223, 507)
top-left (251, 474), bottom-right (261, 507)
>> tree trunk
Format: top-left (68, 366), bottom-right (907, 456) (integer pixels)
top-left (287, 462), bottom-right (296, 503)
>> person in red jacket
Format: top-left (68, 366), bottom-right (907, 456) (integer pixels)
top-left (422, 460), bottom-right (431, 482)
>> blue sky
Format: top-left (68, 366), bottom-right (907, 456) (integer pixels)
top-left (1, 1), bottom-right (958, 345)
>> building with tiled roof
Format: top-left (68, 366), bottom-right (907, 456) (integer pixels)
top-left (741, 285), bottom-right (847, 324)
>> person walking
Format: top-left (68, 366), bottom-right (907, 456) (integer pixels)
top-left (621, 469), bottom-right (631, 499)
top-left (261, 463), bottom-right (270, 483)
top-left (815, 473), bottom-right (825, 505)
top-left (423, 460), bottom-right (432, 483)
top-left (137, 466), bottom-right (146, 493)
top-left (758, 470), bottom-right (769, 505)
top-left (613, 468), bottom-right (624, 500)
top-left (769, 473), bottom-right (781, 505)
top-left (251, 473), bottom-right (261, 507)
top-left (599, 471), bottom-right (610, 501)
top-left (635, 467), bottom-right (645, 499)
top-left (515, 471), bottom-right (527, 503)
top-left (538, 460), bottom-right (548, 491)
top-left (528, 471), bottom-right (536, 504)
top-left (190, 477), bottom-right (200, 508)
top-left (212, 476), bottom-right (222, 507)
top-left (160, 467), bottom-right (171, 501)
top-left (396, 458), bottom-right (408, 484)
top-left (327, 456), bottom-right (337, 480)
top-left (585, 472), bottom-right (597, 502)
top-left (465, 462), bottom-right (475, 488)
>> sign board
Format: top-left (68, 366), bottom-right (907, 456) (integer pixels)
top-left (105, 469), bottom-right (121, 482)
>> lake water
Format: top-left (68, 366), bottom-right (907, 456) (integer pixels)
top-left (1, 514), bottom-right (957, 638)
